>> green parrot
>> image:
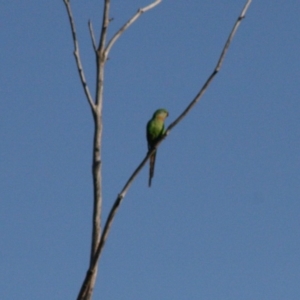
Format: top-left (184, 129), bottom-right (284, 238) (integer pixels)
top-left (146, 108), bottom-right (169, 187)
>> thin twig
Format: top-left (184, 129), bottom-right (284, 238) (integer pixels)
top-left (166, 0), bottom-right (252, 132)
top-left (97, 0), bottom-right (110, 55)
top-left (88, 20), bottom-right (97, 52)
top-left (63, 0), bottom-right (96, 113)
top-left (105, 0), bottom-right (162, 57)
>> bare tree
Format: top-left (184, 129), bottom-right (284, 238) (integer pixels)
top-left (62, 0), bottom-right (252, 299)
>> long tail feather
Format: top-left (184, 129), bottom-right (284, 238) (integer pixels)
top-left (148, 151), bottom-right (156, 187)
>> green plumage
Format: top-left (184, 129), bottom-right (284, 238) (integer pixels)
top-left (146, 109), bottom-right (169, 187)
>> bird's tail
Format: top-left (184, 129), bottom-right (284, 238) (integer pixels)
top-left (148, 151), bottom-right (156, 187)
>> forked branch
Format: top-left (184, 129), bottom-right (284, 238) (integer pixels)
top-left (77, 0), bottom-right (252, 298)
top-left (63, 0), bottom-right (96, 113)
top-left (105, 0), bottom-right (162, 57)
top-left (64, 0), bottom-right (252, 299)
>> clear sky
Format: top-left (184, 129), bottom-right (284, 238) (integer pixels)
top-left (1, 1), bottom-right (300, 299)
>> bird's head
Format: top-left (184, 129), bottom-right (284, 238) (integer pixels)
top-left (153, 108), bottom-right (169, 120)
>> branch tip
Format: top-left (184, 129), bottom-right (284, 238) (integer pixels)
top-left (63, 0), bottom-right (96, 113)
top-left (88, 20), bottom-right (97, 52)
top-left (105, 0), bottom-right (162, 57)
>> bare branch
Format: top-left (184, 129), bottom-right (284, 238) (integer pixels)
top-left (76, 149), bottom-right (155, 300)
top-left (63, 0), bottom-right (96, 113)
top-left (105, 0), bottom-right (162, 57)
top-left (216, 0), bottom-right (252, 71)
top-left (88, 20), bottom-right (97, 52)
top-left (166, 0), bottom-right (252, 132)
top-left (75, 1), bottom-right (252, 299)
top-left (92, 0), bottom-right (252, 282)
top-left (98, 0), bottom-right (110, 55)
top-left (80, 2), bottom-right (113, 300)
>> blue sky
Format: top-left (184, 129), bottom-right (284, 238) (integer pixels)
top-left (1, 1), bottom-right (300, 299)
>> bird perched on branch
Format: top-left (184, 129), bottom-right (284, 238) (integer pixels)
top-left (146, 108), bottom-right (169, 187)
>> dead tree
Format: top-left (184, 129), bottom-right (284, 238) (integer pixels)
top-left (62, 1), bottom-right (252, 299)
